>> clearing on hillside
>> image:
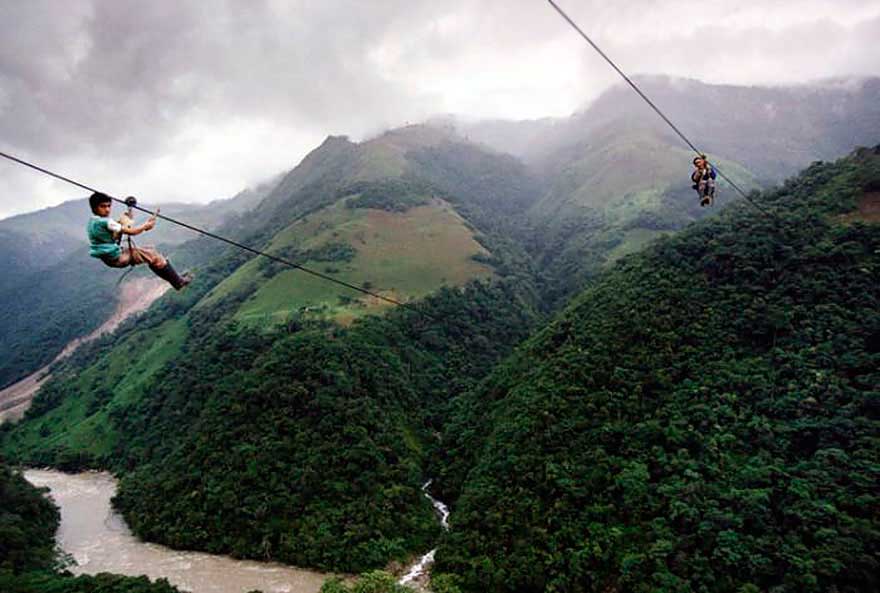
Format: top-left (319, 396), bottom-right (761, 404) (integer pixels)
top-left (202, 197), bottom-right (494, 324)
top-left (839, 191), bottom-right (880, 224)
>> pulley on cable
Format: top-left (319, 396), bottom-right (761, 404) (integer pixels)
top-left (114, 196), bottom-right (139, 285)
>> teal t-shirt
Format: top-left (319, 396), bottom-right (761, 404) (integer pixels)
top-left (87, 216), bottom-right (122, 259)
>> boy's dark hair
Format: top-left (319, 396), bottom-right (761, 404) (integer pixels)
top-left (89, 192), bottom-right (112, 213)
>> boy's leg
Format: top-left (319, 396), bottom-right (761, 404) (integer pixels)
top-left (121, 246), bottom-right (190, 290)
top-left (698, 180), bottom-right (710, 206)
top-left (153, 261), bottom-right (192, 290)
top-left (100, 253), bottom-right (129, 268)
top-left (128, 246), bottom-right (167, 269)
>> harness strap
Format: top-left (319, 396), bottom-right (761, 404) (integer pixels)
top-left (126, 231), bottom-right (135, 267)
top-left (123, 196), bottom-right (138, 268)
top-left (116, 199), bottom-right (138, 286)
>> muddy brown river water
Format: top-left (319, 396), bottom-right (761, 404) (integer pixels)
top-left (24, 469), bottom-right (330, 593)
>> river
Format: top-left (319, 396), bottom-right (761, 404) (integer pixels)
top-left (24, 469), bottom-right (329, 593)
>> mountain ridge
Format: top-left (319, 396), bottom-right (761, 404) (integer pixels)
top-left (434, 145), bottom-right (880, 593)
top-left (458, 76), bottom-right (880, 177)
top-left (0, 126), bottom-right (547, 573)
top-left (1, 77), bottom-right (879, 588)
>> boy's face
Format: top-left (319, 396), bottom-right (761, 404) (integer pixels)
top-left (94, 201), bottom-right (112, 217)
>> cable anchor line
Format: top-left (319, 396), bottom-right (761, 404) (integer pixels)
top-left (0, 149), bottom-right (437, 321)
top-left (545, 0), bottom-right (777, 220)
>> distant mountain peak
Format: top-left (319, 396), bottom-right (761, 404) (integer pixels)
top-left (363, 123), bottom-right (460, 152)
top-left (319, 134), bottom-right (354, 147)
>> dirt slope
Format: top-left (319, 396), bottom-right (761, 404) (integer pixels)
top-left (0, 277), bottom-right (169, 423)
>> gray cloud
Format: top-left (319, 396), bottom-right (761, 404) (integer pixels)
top-left (1, 0), bottom-right (878, 218)
top-left (0, 1), bottom-right (436, 156)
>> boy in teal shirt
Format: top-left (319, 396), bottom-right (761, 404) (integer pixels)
top-left (87, 192), bottom-right (191, 290)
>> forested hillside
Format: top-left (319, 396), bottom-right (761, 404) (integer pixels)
top-left (525, 125), bottom-right (756, 306)
top-left (461, 77), bottom-right (880, 307)
top-left (111, 283), bottom-right (535, 572)
top-left (0, 461), bottom-right (181, 592)
top-left (0, 126), bottom-right (544, 573)
top-left (433, 147), bottom-right (880, 592)
top-left (0, 248), bottom-right (122, 390)
top-left (5, 79), bottom-right (877, 390)
top-left (2, 83), bottom-right (879, 587)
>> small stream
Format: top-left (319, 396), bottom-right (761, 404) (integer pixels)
top-left (399, 480), bottom-right (450, 589)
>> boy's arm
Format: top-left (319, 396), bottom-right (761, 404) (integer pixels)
top-left (122, 210), bottom-right (159, 236)
top-left (107, 218), bottom-right (124, 241)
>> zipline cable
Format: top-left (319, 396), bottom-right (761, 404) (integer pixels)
top-left (545, 0), bottom-right (777, 220)
top-left (0, 149), bottom-right (438, 321)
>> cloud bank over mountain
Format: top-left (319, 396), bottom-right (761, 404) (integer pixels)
top-left (1, 0), bottom-right (878, 218)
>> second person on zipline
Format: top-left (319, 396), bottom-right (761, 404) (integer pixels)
top-left (692, 155), bottom-right (717, 207)
top-left (86, 192), bottom-right (191, 290)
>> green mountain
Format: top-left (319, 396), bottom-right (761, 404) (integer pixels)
top-left (464, 77), bottom-right (880, 180)
top-left (0, 248), bottom-right (120, 391)
top-left (185, 125), bottom-right (539, 326)
top-left (4, 78), bottom-right (877, 390)
top-left (526, 123), bottom-right (756, 306)
top-left (0, 126), bottom-right (543, 573)
top-left (463, 77), bottom-right (880, 307)
top-left (3, 76), bottom-right (879, 586)
top-left (433, 147), bottom-right (880, 593)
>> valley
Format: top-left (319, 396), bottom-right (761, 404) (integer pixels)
top-left (1, 76), bottom-right (878, 593)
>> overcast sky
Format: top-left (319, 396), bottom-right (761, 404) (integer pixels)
top-left (1, 0), bottom-right (879, 220)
